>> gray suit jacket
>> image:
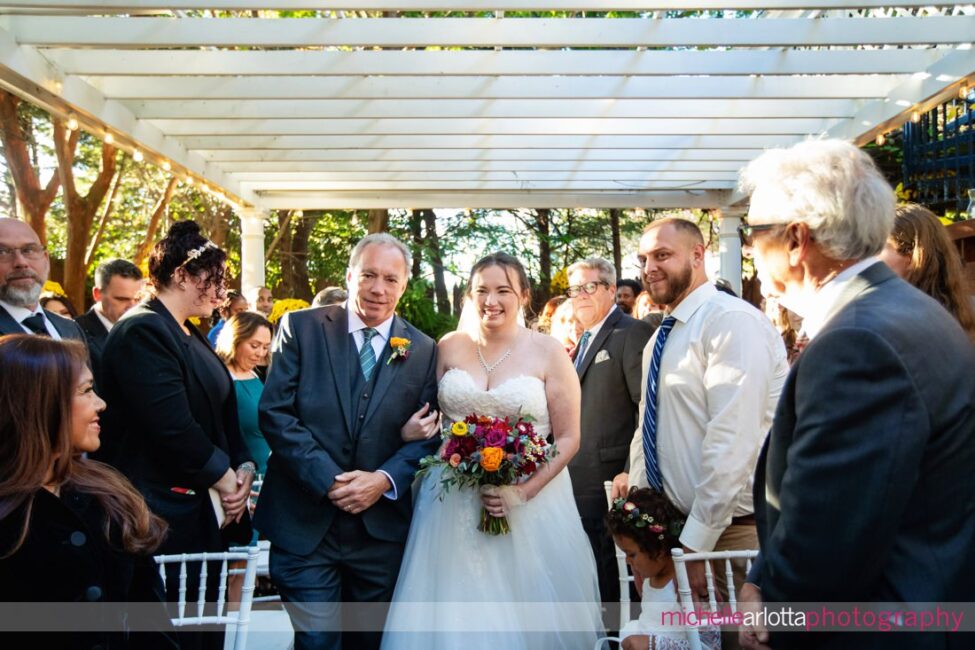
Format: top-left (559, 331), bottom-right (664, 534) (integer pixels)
top-left (254, 305), bottom-right (439, 555)
top-left (0, 303), bottom-right (87, 343)
top-left (749, 263), bottom-right (975, 649)
top-left (568, 308), bottom-right (653, 520)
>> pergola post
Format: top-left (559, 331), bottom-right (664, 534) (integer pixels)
top-left (717, 207), bottom-right (746, 297)
top-left (239, 206), bottom-right (267, 296)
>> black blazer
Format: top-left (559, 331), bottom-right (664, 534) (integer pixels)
top-left (98, 298), bottom-right (252, 552)
top-left (568, 308), bottom-right (653, 520)
top-left (76, 307), bottom-right (109, 381)
top-left (0, 487), bottom-right (177, 650)
top-left (255, 305), bottom-right (439, 554)
top-left (749, 263), bottom-right (975, 649)
top-left (0, 303), bottom-right (88, 343)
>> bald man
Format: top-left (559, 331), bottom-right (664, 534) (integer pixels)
top-left (613, 218), bottom-right (788, 642)
top-left (0, 218), bottom-right (86, 343)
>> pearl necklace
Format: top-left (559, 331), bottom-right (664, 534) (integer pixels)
top-left (477, 343), bottom-right (513, 375)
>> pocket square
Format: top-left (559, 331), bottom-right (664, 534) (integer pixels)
top-left (594, 350), bottom-right (610, 364)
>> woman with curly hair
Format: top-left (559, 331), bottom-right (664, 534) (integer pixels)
top-left (605, 487), bottom-right (719, 650)
top-left (880, 203), bottom-right (975, 342)
top-left (98, 220), bottom-right (254, 650)
top-left (0, 335), bottom-right (174, 649)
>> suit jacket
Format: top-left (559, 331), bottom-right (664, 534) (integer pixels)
top-left (568, 308), bottom-right (653, 520)
top-left (76, 307), bottom-right (109, 381)
top-left (254, 305), bottom-right (439, 555)
top-left (749, 263), bottom-right (975, 649)
top-left (0, 302), bottom-right (87, 343)
top-left (98, 298), bottom-right (252, 551)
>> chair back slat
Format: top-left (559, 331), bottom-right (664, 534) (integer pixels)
top-left (671, 548), bottom-right (704, 650)
top-left (703, 559), bottom-right (717, 612)
top-left (604, 480), bottom-right (633, 632)
top-left (197, 557), bottom-right (208, 618)
top-left (178, 554), bottom-right (188, 621)
top-left (217, 558), bottom-right (229, 618)
top-left (724, 558), bottom-right (738, 613)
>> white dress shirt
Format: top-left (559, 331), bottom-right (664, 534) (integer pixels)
top-left (0, 299), bottom-right (62, 339)
top-left (346, 305), bottom-right (398, 499)
top-left (628, 282), bottom-right (789, 551)
top-left (94, 302), bottom-right (116, 333)
top-left (799, 257), bottom-right (882, 341)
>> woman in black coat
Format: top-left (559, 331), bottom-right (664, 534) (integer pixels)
top-left (0, 335), bottom-right (175, 650)
top-left (99, 221), bottom-right (254, 650)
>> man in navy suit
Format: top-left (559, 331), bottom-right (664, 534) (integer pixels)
top-left (256, 233), bottom-right (439, 650)
top-left (737, 139), bottom-right (975, 649)
top-left (0, 217), bottom-right (86, 344)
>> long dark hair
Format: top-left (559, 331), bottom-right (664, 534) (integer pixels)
top-left (148, 220), bottom-right (227, 298)
top-left (890, 204), bottom-right (975, 342)
top-left (468, 252), bottom-right (533, 309)
top-left (0, 335), bottom-right (167, 557)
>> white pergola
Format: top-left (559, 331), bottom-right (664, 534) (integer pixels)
top-left (0, 2), bottom-right (973, 293)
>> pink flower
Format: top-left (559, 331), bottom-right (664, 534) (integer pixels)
top-left (483, 427), bottom-right (506, 447)
top-left (449, 453), bottom-right (462, 467)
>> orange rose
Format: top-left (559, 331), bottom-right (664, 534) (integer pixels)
top-left (449, 453), bottom-right (462, 467)
top-left (480, 447), bottom-right (504, 472)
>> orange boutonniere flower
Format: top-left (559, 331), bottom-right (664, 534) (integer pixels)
top-left (387, 337), bottom-right (412, 364)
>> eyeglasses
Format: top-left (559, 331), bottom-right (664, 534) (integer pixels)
top-left (566, 281), bottom-right (609, 298)
top-left (737, 223), bottom-right (782, 247)
top-left (0, 244), bottom-right (46, 263)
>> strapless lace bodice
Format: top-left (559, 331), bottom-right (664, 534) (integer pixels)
top-left (438, 368), bottom-right (550, 438)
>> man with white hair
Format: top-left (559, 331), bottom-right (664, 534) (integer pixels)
top-left (0, 217), bottom-right (86, 343)
top-left (737, 139), bottom-right (975, 650)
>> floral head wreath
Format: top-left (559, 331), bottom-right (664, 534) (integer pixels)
top-left (612, 496), bottom-right (685, 541)
top-left (178, 240), bottom-right (219, 269)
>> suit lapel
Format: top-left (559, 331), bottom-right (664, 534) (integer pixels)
top-left (362, 315), bottom-right (407, 427)
top-left (577, 308), bottom-right (621, 379)
top-left (819, 262), bottom-right (892, 332)
top-left (47, 310), bottom-right (78, 341)
top-left (0, 305), bottom-right (22, 335)
top-left (323, 307), bottom-right (355, 435)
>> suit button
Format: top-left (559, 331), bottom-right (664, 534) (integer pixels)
top-left (359, 414), bottom-right (365, 420)
top-left (85, 586), bottom-right (103, 601)
top-left (362, 393), bottom-right (369, 400)
top-left (70, 531), bottom-right (87, 547)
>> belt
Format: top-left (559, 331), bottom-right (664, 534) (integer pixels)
top-left (730, 514), bottom-right (756, 526)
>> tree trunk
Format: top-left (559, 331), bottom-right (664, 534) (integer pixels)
top-left (289, 210), bottom-right (315, 302)
top-left (0, 90), bottom-right (61, 244)
top-left (409, 209), bottom-right (423, 281)
top-left (265, 209), bottom-right (294, 262)
top-left (534, 208), bottom-right (552, 311)
top-left (133, 176), bottom-right (179, 266)
top-left (421, 209), bottom-right (450, 314)
top-left (86, 157), bottom-right (128, 268)
top-left (609, 208), bottom-right (622, 280)
top-left (367, 208), bottom-right (389, 234)
top-left (54, 119), bottom-right (118, 309)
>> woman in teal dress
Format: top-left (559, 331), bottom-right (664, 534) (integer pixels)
top-left (216, 311), bottom-right (273, 475)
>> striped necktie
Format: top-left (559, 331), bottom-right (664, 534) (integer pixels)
top-left (359, 327), bottom-right (378, 381)
top-left (642, 316), bottom-right (677, 493)
top-left (573, 330), bottom-right (592, 370)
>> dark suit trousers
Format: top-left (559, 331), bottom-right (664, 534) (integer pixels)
top-left (270, 511), bottom-right (404, 650)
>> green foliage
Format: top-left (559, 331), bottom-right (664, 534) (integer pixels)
top-left (396, 278), bottom-right (457, 341)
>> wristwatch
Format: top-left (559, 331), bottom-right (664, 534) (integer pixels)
top-left (238, 461), bottom-right (257, 474)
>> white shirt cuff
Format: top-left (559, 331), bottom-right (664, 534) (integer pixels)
top-left (679, 514), bottom-right (724, 552)
top-left (377, 470), bottom-right (397, 500)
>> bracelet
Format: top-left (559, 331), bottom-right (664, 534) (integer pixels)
top-left (237, 461), bottom-right (257, 474)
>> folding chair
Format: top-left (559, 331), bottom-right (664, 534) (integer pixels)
top-left (671, 548), bottom-right (759, 650)
top-left (594, 480), bottom-right (636, 649)
top-left (154, 545), bottom-right (260, 650)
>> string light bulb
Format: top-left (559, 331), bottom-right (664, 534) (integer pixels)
top-left (161, 160), bottom-right (171, 171)
top-left (66, 117), bottom-right (79, 131)
top-left (184, 176), bottom-right (194, 186)
top-left (911, 110), bottom-right (921, 123)
top-left (875, 133), bottom-right (886, 146)
top-left (132, 149), bottom-right (144, 162)
top-left (104, 132), bottom-right (114, 145)
top-left (961, 84), bottom-right (971, 100)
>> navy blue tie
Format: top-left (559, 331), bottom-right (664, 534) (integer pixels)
top-left (642, 316), bottom-right (677, 493)
top-left (22, 313), bottom-right (49, 336)
top-left (573, 330), bottom-right (592, 370)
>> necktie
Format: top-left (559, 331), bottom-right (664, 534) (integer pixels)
top-left (359, 327), bottom-right (378, 382)
top-left (22, 313), bottom-right (49, 336)
top-left (642, 316), bottom-right (677, 493)
top-left (573, 330), bottom-right (592, 370)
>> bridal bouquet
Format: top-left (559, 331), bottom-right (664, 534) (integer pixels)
top-left (418, 413), bottom-right (556, 535)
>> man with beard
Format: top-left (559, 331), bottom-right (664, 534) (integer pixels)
top-left (612, 218), bottom-right (788, 643)
top-left (0, 218), bottom-right (86, 343)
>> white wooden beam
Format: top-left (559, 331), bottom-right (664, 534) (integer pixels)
top-left (254, 189), bottom-right (734, 210)
top-left (176, 133), bottom-right (804, 149)
top-left (42, 48), bottom-right (948, 77)
top-left (87, 74), bottom-right (902, 99)
top-left (240, 180), bottom-right (735, 190)
top-left (216, 160), bottom-right (748, 172)
top-left (199, 148), bottom-right (762, 162)
top-left (125, 98), bottom-right (857, 120)
top-left (7, 16), bottom-right (974, 48)
top-left (0, 23), bottom-right (246, 202)
top-left (149, 117), bottom-right (836, 136)
top-left (1, 1), bottom-right (966, 11)
top-left (229, 170), bottom-right (740, 182)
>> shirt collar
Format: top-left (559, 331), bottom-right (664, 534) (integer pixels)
top-left (801, 257), bottom-right (881, 340)
top-left (583, 304), bottom-right (617, 340)
top-left (0, 298), bottom-right (44, 323)
top-left (346, 303), bottom-right (394, 341)
top-left (93, 303), bottom-right (115, 333)
top-left (668, 282), bottom-right (718, 324)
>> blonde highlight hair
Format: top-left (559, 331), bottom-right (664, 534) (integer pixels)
top-left (215, 311), bottom-right (273, 366)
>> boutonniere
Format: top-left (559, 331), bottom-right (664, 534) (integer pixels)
top-left (387, 337), bottom-right (412, 364)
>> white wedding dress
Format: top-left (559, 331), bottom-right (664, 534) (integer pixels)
top-left (381, 368), bottom-right (604, 649)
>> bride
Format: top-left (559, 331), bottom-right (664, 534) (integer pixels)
top-left (382, 253), bottom-right (604, 649)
